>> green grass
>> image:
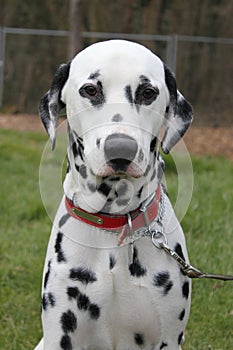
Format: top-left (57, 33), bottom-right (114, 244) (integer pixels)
top-left (0, 130), bottom-right (50, 349)
top-left (164, 154), bottom-right (233, 350)
top-left (0, 129), bottom-right (233, 349)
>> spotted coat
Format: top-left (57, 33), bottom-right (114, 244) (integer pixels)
top-left (35, 40), bottom-right (193, 350)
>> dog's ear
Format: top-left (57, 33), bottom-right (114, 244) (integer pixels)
top-left (39, 62), bottom-right (71, 149)
top-left (161, 65), bottom-right (193, 154)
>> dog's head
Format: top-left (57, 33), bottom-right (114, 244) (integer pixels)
top-left (39, 40), bottom-right (193, 212)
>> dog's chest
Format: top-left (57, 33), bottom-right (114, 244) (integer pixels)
top-left (43, 206), bottom-right (190, 349)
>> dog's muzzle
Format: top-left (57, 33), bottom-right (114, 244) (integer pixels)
top-left (104, 133), bottom-right (139, 175)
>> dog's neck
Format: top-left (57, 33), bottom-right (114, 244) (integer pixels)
top-left (64, 148), bottom-right (164, 215)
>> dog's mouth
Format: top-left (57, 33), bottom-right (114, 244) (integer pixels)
top-left (96, 159), bottom-right (144, 178)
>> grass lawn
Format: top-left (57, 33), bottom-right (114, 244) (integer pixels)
top-left (0, 129), bottom-right (232, 350)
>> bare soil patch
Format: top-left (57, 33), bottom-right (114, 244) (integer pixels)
top-left (0, 113), bottom-right (232, 161)
top-left (183, 126), bottom-right (233, 161)
top-left (0, 113), bottom-right (44, 132)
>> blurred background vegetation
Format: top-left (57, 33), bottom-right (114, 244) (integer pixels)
top-left (0, 0), bottom-right (232, 125)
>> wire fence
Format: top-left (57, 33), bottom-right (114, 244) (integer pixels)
top-left (0, 27), bottom-right (232, 126)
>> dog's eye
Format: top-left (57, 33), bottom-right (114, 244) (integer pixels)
top-left (142, 87), bottom-right (158, 100)
top-left (79, 82), bottom-right (105, 107)
top-left (82, 84), bottom-right (98, 96)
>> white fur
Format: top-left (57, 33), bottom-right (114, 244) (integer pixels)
top-left (35, 40), bottom-right (192, 350)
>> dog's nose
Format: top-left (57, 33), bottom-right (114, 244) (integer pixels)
top-left (104, 133), bottom-right (138, 171)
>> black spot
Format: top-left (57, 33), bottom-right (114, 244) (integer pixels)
top-left (59, 213), bottom-right (70, 228)
top-left (150, 169), bottom-right (156, 181)
top-left (160, 342), bottom-right (168, 349)
top-left (174, 242), bottom-right (187, 278)
top-left (75, 134), bottom-right (84, 148)
top-left (69, 267), bottom-right (97, 284)
top-left (42, 294), bottom-right (48, 311)
top-left (75, 163), bottom-right (80, 173)
top-left (75, 136), bottom-right (85, 161)
top-left (43, 260), bottom-right (51, 289)
top-left (78, 294), bottom-right (101, 320)
top-left (157, 159), bottom-right (164, 183)
top-left (150, 137), bottom-right (157, 153)
top-left (67, 286), bottom-right (100, 320)
top-left (174, 243), bottom-right (185, 261)
top-left (116, 181), bottom-right (128, 196)
top-left (66, 159), bottom-right (71, 174)
top-left (68, 123), bottom-right (75, 142)
top-left (144, 164), bottom-right (151, 177)
top-left (70, 131), bottom-right (84, 161)
top-left (88, 303), bottom-right (100, 320)
top-left (161, 183), bottom-right (168, 196)
top-left (112, 113), bottom-right (123, 122)
top-left (88, 70), bottom-right (100, 80)
top-left (67, 287), bottom-right (79, 300)
top-left (72, 141), bottom-right (79, 158)
top-left (153, 271), bottom-right (168, 285)
top-left (96, 138), bottom-right (101, 148)
top-left (77, 293), bottom-right (90, 311)
top-left (109, 254), bottom-right (116, 269)
top-left (139, 75), bottom-right (151, 84)
top-left (48, 292), bottom-right (55, 306)
top-left (178, 331), bottom-right (184, 345)
top-left (41, 293), bottom-right (48, 311)
top-left (97, 182), bottom-right (111, 197)
top-left (60, 334), bottom-right (72, 350)
top-left (60, 310), bottom-right (77, 333)
top-left (137, 186), bottom-right (143, 199)
top-left (138, 149), bottom-right (144, 162)
top-left (125, 85), bottom-right (134, 104)
top-left (182, 281), bottom-right (189, 299)
top-left (79, 164), bottom-right (87, 179)
top-left (55, 232), bottom-right (66, 262)
top-left (87, 182), bottom-right (96, 192)
top-left (134, 332), bottom-right (144, 346)
top-left (164, 280), bottom-right (173, 295)
top-left (42, 292), bottom-right (56, 311)
top-left (129, 247), bottom-right (147, 277)
top-left (153, 271), bottom-right (173, 295)
top-left (179, 309), bottom-right (185, 321)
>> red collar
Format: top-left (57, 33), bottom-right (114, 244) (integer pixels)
top-left (65, 185), bottom-right (161, 232)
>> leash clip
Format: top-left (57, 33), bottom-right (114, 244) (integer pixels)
top-left (127, 213), bottom-right (136, 264)
top-left (152, 234), bottom-right (233, 281)
top-left (118, 212), bottom-right (135, 246)
top-left (151, 226), bottom-right (168, 248)
top-left (127, 213), bottom-right (134, 236)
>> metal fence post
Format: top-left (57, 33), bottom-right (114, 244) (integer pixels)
top-left (0, 27), bottom-right (6, 110)
top-left (166, 34), bottom-right (178, 75)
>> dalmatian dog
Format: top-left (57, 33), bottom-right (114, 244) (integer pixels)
top-left (35, 40), bottom-right (193, 350)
